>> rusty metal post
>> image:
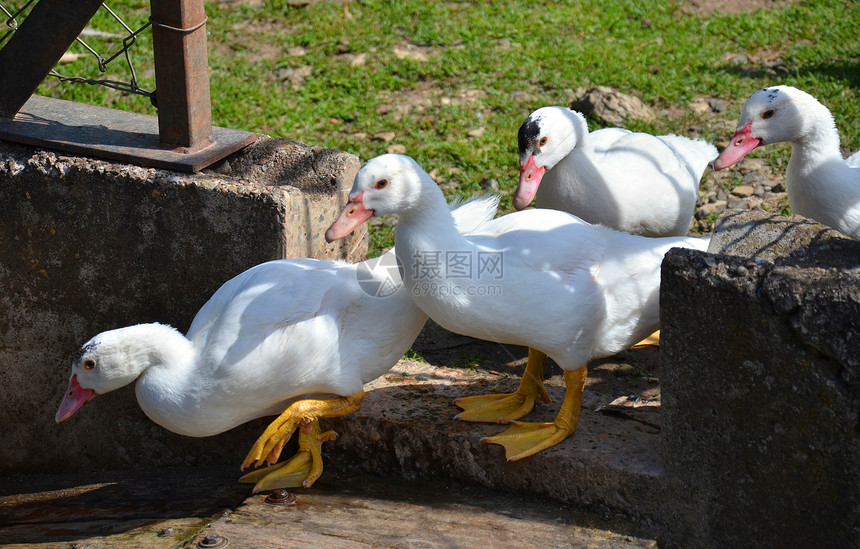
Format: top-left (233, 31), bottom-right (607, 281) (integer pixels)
top-left (0, 0), bottom-right (104, 118)
top-left (149, 0), bottom-right (213, 150)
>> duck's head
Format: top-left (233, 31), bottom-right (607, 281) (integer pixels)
top-left (514, 106), bottom-right (580, 210)
top-left (55, 328), bottom-right (150, 423)
top-left (326, 154), bottom-right (429, 241)
top-left (714, 85), bottom-right (815, 170)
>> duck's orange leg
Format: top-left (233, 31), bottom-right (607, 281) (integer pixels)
top-left (239, 391), bottom-right (364, 490)
top-left (454, 348), bottom-right (551, 423)
top-left (482, 365), bottom-right (587, 461)
top-left (239, 421), bottom-right (338, 492)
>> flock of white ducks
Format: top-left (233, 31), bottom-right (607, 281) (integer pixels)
top-left (57, 84), bottom-right (857, 488)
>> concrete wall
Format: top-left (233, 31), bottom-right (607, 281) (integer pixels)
top-left (0, 138), bottom-right (364, 475)
top-left (659, 212), bottom-right (860, 549)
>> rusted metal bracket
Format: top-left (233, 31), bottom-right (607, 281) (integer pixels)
top-left (0, 0), bottom-right (256, 172)
top-left (149, 0), bottom-right (213, 149)
top-left (0, 94), bottom-right (254, 172)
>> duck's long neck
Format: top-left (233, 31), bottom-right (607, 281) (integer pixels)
top-left (542, 112), bottom-right (609, 208)
top-left (394, 182), bottom-right (466, 278)
top-left (569, 110), bottom-right (593, 154)
top-left (789, 101), bottom-right (843, 176)
top-left (128, 324), bottom-right (197, 423)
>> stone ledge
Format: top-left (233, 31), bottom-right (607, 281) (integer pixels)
top-left (319, 322), bottom-right (665, 525)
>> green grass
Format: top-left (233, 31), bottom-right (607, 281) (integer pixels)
top-left (454, 353), bottom-right (482, 371)
top-left (402, 348), bottom-right (428, 363)
top-left (28, 0), bottom-right (860, 253)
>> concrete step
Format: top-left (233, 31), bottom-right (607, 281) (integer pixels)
top-left (322, 321), bottom-right (665, 523)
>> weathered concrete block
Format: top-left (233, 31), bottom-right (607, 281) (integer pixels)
top-left (0, 137), bottom-right (363, 475)
top-left (708, 208), bottom-right (847, 261)
top-left (659, 211), bottom-right (860, 548)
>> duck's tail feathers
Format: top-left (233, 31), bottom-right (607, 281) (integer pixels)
top-left (449, 193), bottom-right (500, 234)
top-left (659, 135), bottom-right (719, 179)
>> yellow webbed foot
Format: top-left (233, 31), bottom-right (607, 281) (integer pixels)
top-left (455, 348), bottom-right (550, 423)
top-left (483, 366), bottom-right (587, 461)
top-left (239, 421), bottom-right (337, 491)
top-left (483, 420), bottom-right (571, 461)
top-left (633, 330), bottom-right (660, 347)
top-left (241, 391), bottom-right (365, 470)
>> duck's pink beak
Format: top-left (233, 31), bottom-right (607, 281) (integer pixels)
top-left (56, 375), bottom-right (96, 423)
top-left (714, 122), bottom-right (760, 170)
top-left (325, 193), bottom-right (374, 242)
top-left (513, 155), bottom-right (546, 210)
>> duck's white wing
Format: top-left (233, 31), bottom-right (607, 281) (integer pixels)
top-left (186, 258), bottom-right (341, 342)
top-left (467, 208), bottom-right (606, 276)
top-left (597, 132), bottom-right (712, 184)
top-left (846, 150), bottom-right (860, 169)
top-left (187, 259), bottom-right (350, 375)
top-left (589, 127), bottom-right (633, 153)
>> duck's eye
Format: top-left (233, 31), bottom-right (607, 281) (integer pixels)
top-left (375, 179), bottom-right (389, 189)
top-left (83, 360), bottom-right (95, 370)
top-left (762, 109), bottom-right (775, 119)
top-left (539, 136), bottom-right (548, 147)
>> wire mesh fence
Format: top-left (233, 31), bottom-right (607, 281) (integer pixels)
top-left (1, 1), bottom-right (153, 99)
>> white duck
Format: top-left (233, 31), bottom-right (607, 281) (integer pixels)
top-left (326, 154), bottom-right (709, 460)
top-left (714, 85), bottom-right (860, 239)
top-left (515, 106), bottom-right (718, 237)
top-left (55, 194), bottom-right (498, 491)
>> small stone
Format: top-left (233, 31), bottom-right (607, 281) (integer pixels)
top-left (771, 183), bottom-right (786, 193)
top-left (708, 98), bottom-right (728, 113)
top-left (211, 160), bottom-right (232, 175)
top-left (387, 144), bottom-right (407, 154)
top-left (731, 185), bottom-right (755, 198)
top-left (393, 44), bottom-right (430, 62)
top-left (743, 172), bottom-right (765, 185)
top-left (689, 96), bottom-right (711, 114)
top-left (467, 127), bottom-right (485, 138)
top-left (287, 46), bottom-right (307, 57)
top-left (726, 53), bottom-right (749, 65)
top-left (738, 157), bottom-right (766, 174)
top-left (372, 131), bottom-right (396, 142)
top-left (274, 65), bottom-right (312, 88)
top-left (570, 86), bottom-right (655, 125)
top-left (696, 201), bottom-right (727, 219)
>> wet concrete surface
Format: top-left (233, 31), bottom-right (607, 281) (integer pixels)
top-left (0, 466), bottom-right (657, 548)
